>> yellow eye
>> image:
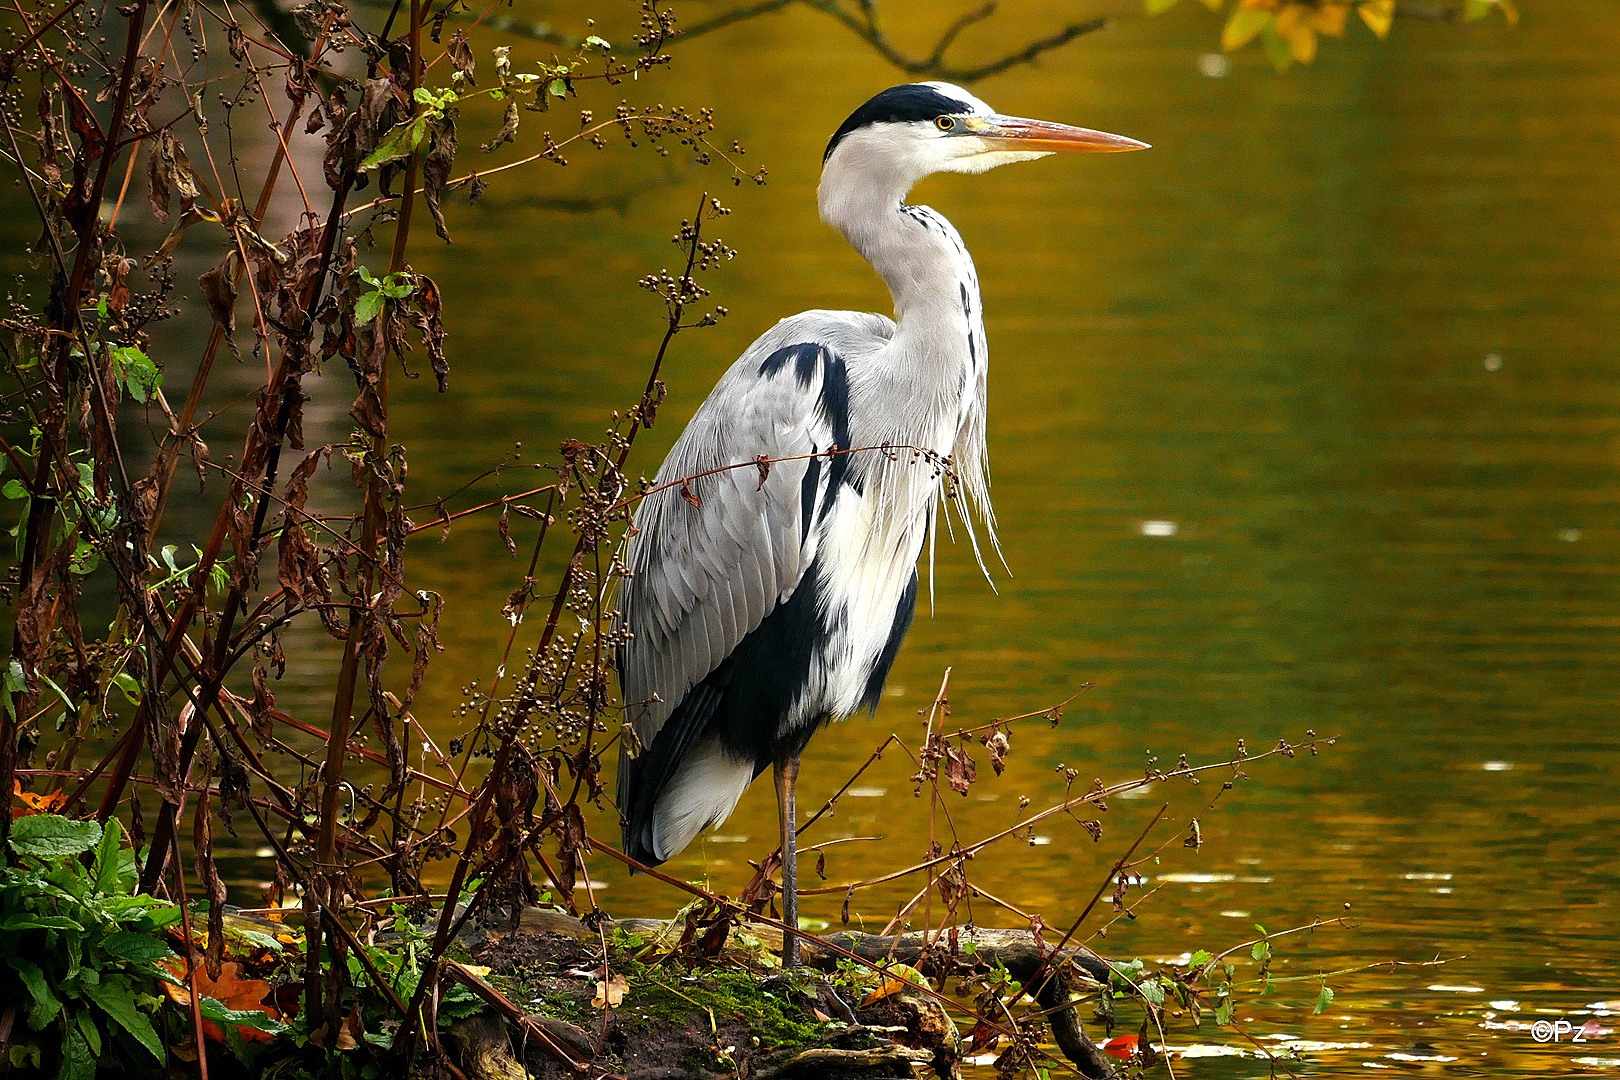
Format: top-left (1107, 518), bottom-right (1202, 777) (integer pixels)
top-left (935, 115), bottom-right (956, 131)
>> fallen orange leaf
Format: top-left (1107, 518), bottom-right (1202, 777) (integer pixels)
top-left (11, 780), bottom-right (68, 818)
top-left (160, 960), bottom-right (280, 1043)
top-left (1103, 1035), bottom-right (1139, 1061)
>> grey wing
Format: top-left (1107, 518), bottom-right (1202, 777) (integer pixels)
top-left (614, 311), bottom-right (892, 846)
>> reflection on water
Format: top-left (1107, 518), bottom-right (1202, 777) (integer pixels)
top-left (5, 0), bottom-right (1617, 1074)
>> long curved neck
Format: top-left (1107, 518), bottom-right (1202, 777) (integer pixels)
top-left (817, 150), bottom-right (1000, 573)
top-left (818, 162), bottom-right (984, 350)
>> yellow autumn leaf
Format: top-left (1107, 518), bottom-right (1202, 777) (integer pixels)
top-left (592, 972), bottom-right (628, 1009)
top-left (1309, 2), bottom-right (1349, 36)
top-left (1358, 0), bottom-right (1394, 38)
top-left (860, 963), bottom-right (929, 1006)
top-left (1222, 6), bottom-right (1274, 50)
top-left (1289, 25), bottom-right (1317, 63)
top-left (1275, 6), bottom-right (1318, 63)
top-left (861, 977), bottom-right (907, 1006)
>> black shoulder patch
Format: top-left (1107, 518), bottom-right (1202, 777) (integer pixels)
top-left (824, 84), bottom-right (968, 162)
top-left (758, 342), bottom-right (825, 388)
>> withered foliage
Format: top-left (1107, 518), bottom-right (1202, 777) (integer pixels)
top-left (0, 0), bottom-right (757, 1067)
top-left (0, 0), bottom-right (1343, 1073)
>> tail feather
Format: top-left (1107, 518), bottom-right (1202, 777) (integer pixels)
top-left (623, 730), bottom-right (754, 866)
top-left (652, 732), bottom-right (754, 862)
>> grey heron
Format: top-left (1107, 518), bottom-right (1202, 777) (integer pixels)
top-left (616, 83), bottom-right (1147, 964)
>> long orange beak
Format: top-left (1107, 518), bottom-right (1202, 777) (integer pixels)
top-left (979, 115), bottom-right (1149, 154)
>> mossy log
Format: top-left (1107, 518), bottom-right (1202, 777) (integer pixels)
top-left (470, 908), bottom-right (1120, 1080)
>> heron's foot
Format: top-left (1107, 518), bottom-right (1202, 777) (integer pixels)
top-left (813, 976), bottom-right (858, 1025)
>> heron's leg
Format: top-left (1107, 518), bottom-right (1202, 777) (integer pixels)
top-left (774, 755), bottom-right (801, 968)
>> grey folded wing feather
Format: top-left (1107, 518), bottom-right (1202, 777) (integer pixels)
top-left (615, 311), bottom-right (893, 805)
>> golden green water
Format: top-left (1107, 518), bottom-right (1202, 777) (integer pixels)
top-left (6, 0), bottom-right (1620, 1073)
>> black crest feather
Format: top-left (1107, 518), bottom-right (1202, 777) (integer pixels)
top-left (824, 84), bottom-right (969, 162)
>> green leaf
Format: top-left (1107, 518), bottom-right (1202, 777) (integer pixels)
top-left (36, 671), bottom-right (74, 713)
top-left (84, 980), bottom-right (164, 1061)
top-left (1251, 940), bottom-right (1271, 962)
top-left (437, 993), bottom-right (487, 1021)
top-left (8, 1041), bottom-right (42, 1069)
top-left (584, 34), bottom-right (611, 49)
top-left (69, 538), bottom-right (100, 576)
top-left (1, 914), bottom-right (85, 932)
top-left (59, 1020), bottom-right (96, 1080)
top-left (111, 672), bottom-right (142, 707)
top-left (1189, 949), bottom-right (1213, 969)
top-left (100, 931), bottom-right (176, 966)
top-left (92, 817), bottom-right (123, 893)
top-left (1, 479), bottom-right (26, 499)
top-left (1139, 978), bottom-right (1164, 1006)
top-left (547, 78), bottom-right (567, 98)
top-left (2, 660), bottom-right (25, 722)
top-left (225, 926), bottom-right (284, 953)
top-left (74, 1010), bottom-right (102, 1059)
top-left (359, 266), bottom-right (378, 286)
top-left (1213, 998), bottom-right (1233, 1026)
top-left (355, 291), bottom-right (385, 325)
top-left (10, 814), bottom-right (103, 859)
top-left (198, 995), bottom-right (286, 1035)
top-left (9, 959), bottom-right (63, 1029)
top-left (361, 116), bottom-right (430, 171)
top-left (1314, 985), bottom-right (1335, 1015)
top-left (111, 346), bottom-right (161, 404)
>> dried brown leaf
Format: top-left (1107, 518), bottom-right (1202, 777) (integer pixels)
top-left (193, 789), bottom-right (228, 979)
top-left (481, 99), bottom-right (519, 153)
top-left (423, 114), bottom-right (457, 242)
top-left (197, 253), bottom-right (239, 354)
top-left (591, 972), bottom-right (628, 1009)
top-left (984, 724), bottom-right (1010, 776)
top-left (446, 31), bottom-right (475, 83)
top-left (498, 503), bottom-right (516, 553)
top-left (943, 743), bottom-right (977, 795)
top-left (248, 662), bottom-right (277, 746)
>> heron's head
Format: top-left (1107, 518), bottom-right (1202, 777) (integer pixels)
top-left (821, 82), bottom-right (1148, 187)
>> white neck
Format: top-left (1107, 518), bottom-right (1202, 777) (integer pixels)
top-left (817, 142), bottom-right (1001, 580)
top-left (818, 151), bottom-right (983, 346)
